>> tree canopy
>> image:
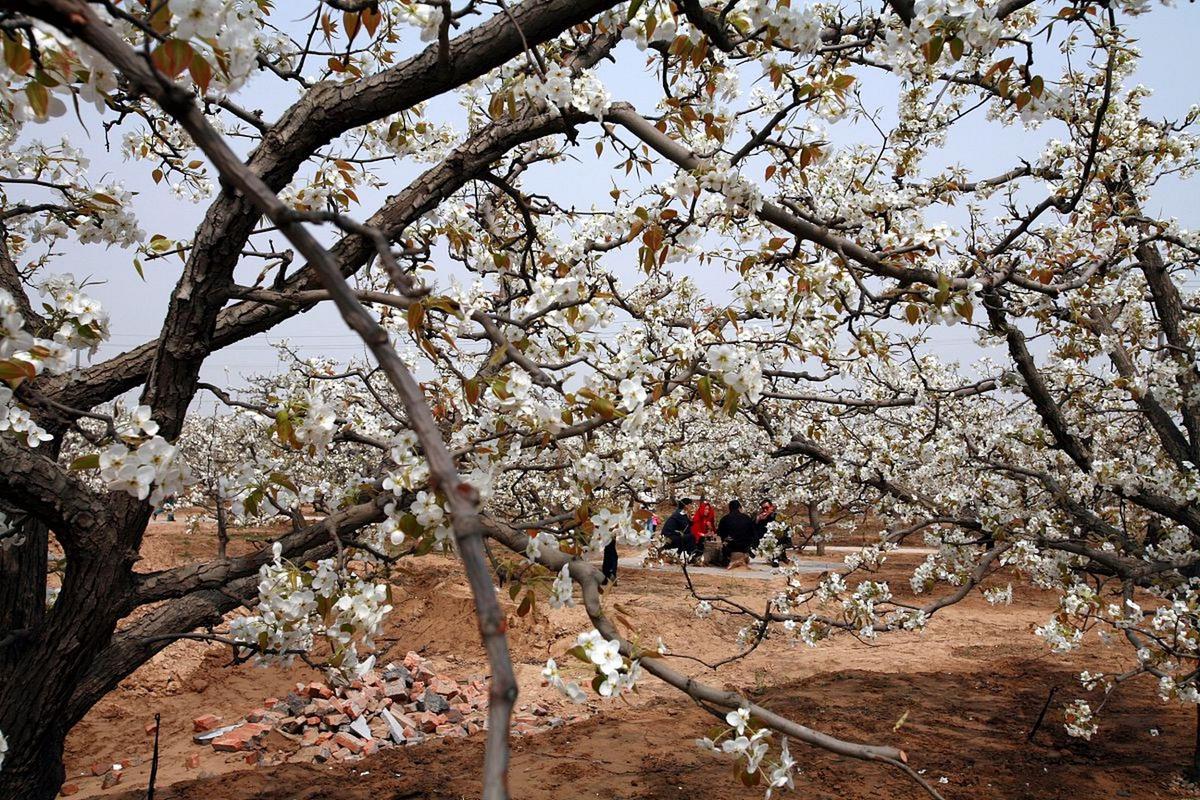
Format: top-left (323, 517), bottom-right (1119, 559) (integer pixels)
top-left (0, 0), bottom-right (1198, 798)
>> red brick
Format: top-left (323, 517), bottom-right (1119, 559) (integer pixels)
top-left (333, 731), bottom-right (364, 753)
top-left (416, 712), bottom-right (445, 733)
top-left (192, 714), bottom-right (222, 733)
top-left (263, 696), bottom-right (279, 707)
top-left (89, 762), bottom-right (109, 777)
top-left (145, 720), bottom-right (159, 735)
top-left (246, 707), bottom-right (269, 723)
top-left (210, 723), bottom-right (270, 752)
top-left (306, 681), bottom-right (333, 699)
top-left (59, 784), bottom-right (80, 796)
top-left (210, 736), bottom-right (246, 752)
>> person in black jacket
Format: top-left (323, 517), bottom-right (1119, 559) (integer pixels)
top-left (660, 498), bottom-right (694, 555)
top-left (717, 500), bottom-right (755, 563)
top-left (602, 537), bottom-right (619, 585)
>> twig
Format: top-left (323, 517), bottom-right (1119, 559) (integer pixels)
top-left (146, 712), bottom-right (161, 800)
top-left (1026, 685), bottom-right (1058, 743)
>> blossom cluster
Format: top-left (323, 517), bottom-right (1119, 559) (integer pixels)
top-left (543, 629), bottom-right (642, 702)
top-left (706, 343), bottom-right (766, 403)
top-left (522, 66), bottom-right (612, 121)
top-left (96, 406), bottom-right (193, 505)
top-left (164, 0), bottom-right (264, 90)
top-left (736, 0), bottom-right (826, 54)
top-left (1, 277), bottom-right (108, 378)
top-left (1063, 699), bottom-right (1098, 740)
top-left (227, 542), bottom-right (393, 677)
top-left (696, 707), bottom-right (798, 797)
top-left (1, 277), bottom-right (112, 447)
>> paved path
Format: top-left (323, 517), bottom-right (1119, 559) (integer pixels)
top-left (616, 551), bottom-right (844, 581)
top-left (818, 545), bottom-right (936, 555)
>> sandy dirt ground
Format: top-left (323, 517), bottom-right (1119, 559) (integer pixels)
top-left (58, 518), bottom-right (1200, 799)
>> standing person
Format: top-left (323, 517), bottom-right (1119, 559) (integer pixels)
top-left (717, 500), bottom-right (755, 566)
top-left (753, 499), bottom-right (779, 561)
top-left (602, 536), bottom-right (619, 585)
top-left (660, 498), bottom-right (694, 555)
top-left (691, 494), bottom-right (716, 551)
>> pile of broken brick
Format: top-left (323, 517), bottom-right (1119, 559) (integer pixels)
top-left (191, 651), bottom-right (567, 764)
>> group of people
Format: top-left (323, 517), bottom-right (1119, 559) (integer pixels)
top-left (660, 496), bottom-right (779, 567)
top-left (599, 495), bottom-right (781, 585)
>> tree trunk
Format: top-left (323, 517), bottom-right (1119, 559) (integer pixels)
top-left (0, 517), bottom-right (57, 800)
top-left (0, 516), bottom-right (48, 639)
top-left (1, 439), bottom-right (56, 637)
top-left (1189, 703), bottom-right (1200, 781)
top-left (0, 510), bottom-right (144, 800)
top-left (0, 717), bottom-right (68, 800)
top-left (215, 491), bottom-right (229, 560)
top-left (808, 502), bottom-right (825, 556)
top-left (0, 552), bottom-right (132, 800)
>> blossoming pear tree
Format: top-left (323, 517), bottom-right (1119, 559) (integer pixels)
top-left (0, 0), bottom-right (1197, 798)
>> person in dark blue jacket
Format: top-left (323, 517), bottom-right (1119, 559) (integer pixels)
top-left (659, 498), bottom-right (694, 555)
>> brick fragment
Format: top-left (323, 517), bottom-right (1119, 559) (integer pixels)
top-left (333, 731), bottom-right (364, 753)
top-left (192, 714), bottom-right (222, 732)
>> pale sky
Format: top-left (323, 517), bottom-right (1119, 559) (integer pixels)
top-left (12, 3), bottom-right (1200, 412)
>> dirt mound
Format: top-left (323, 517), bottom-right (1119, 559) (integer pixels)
top-left (104, 664), bottom-right (1191, 800)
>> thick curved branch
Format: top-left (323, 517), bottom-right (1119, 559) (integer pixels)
top-left (34, 33), bottom-right (620, 424)
top-left (42, 11), bottom-right (522, 796)
top-left (0, 435), bottom-right (111, 551)
top-left (133, 495), bottom-right (389, 605)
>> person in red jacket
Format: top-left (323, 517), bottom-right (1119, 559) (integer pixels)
top-left (691, 494), bottom-right (716, 546)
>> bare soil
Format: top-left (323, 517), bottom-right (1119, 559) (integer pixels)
top-left (61, 518), bottom-right (1199, 799)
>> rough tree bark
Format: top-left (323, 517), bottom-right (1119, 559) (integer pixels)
top-left (0, 1), bottom-right (621, 795)
top-left (808, 501), bottom-right (825, 556)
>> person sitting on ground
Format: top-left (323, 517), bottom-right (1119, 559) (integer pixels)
top-left (660, 498), bottom-right (694, 555)
top-left (717, 499), bottom-right (756, 568)
top-left (690, 494), bottom-right (716, 551)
